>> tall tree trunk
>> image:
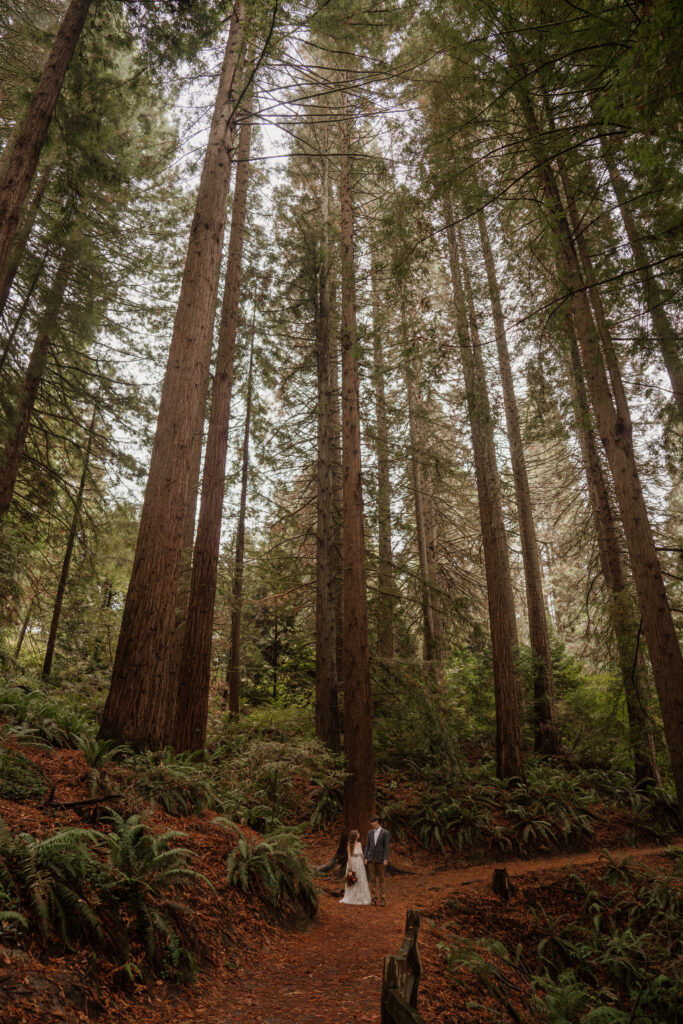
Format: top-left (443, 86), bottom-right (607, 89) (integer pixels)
top-left (330, 291), bottom-right (345, 698)
top-left (172, 98), bottom-right (252, 751)
top-left (99, 7), bottom-right (245, 749)
top-left (566, 322), bottom-right (660, 784)
top-left (600, 143), bottom-right (683, 422)
top-left (370, 253), bottom-right (395, 661)
top-left (0, 257), bottom-right (46, 377)
top-left (0, 250), bottom-right (71, 519)
top-left (477, 206), bottom-right (559, 755)
top-left (0, 0), bottom-right (92, 284)
top-left (42, 407), bottom-right (96, 678)
top-left (225, 337), bottom-right (254, 717)
top-left (444, 200), bottom-right (524, 781)
top-left (404, 355), bottom-right (443, 667)
top-left (514, 80), bottom-right (683, 807)
top-left (0, 161), bottom-right (53, 323)
top-left (315, 158), bottom-right (341, 750)
top-left (14, 598), bottom-right (34, 661)
top-left (339, 99), bottom-right (375, 837)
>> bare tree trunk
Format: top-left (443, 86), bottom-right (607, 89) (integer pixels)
top-left (42, 408), bottom-right (96, 678)
top-left (477, 207), bottom-right (559, 755)
top-left (99, 7), bottom-right (244, 749)
top-left (339, 100), bottom-right (375, 836)
top-left (330, 295), bottom-right (345, 696)
top-left (0, 250), bottom-right (71, 519)
top-left (0, 0), bottom-right (92, 284)
top-left (404, 357), bottom-right (443, 667)
top-left (225, 339), bottom-right (254, 717)
top-left (566, 323), bottom-right (660, 784)
top-left (514, 84), bottom-right (683, 807)
top-left (444, 200), bottom-right (524, 781)
top-left (370, 253), bottom-right (395, 661)
top-left (315, 158), bottom-right (341, 750)
top-left (173, 98), bottom-right (252, 751)
top-left (0, 161), bottom-right (53, 322)
top-left (600, 143), bottom-right (683, 422)
top-left (14, 598), bottom-right (34, 661)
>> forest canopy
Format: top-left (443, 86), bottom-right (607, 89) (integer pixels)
top-left (0, 0), bottom-right (682, 835)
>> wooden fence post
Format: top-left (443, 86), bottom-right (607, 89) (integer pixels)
top-left (381, 909), bottom-right (427, 1024)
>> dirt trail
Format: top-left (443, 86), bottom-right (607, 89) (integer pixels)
top-left (149, 840), bottom-right (680, 1024)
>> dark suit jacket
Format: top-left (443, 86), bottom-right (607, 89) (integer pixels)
top-left (364, 826), bottom-right (390, 863)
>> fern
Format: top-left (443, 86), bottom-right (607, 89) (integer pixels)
top-left (217, 820), bottom-right (318, 920)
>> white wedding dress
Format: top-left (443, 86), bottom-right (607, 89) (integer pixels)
top-left (339, 841), bottom-right (371, 905)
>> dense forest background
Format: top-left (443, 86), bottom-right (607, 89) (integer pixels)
top-left (0, 2), bottom-right (681, 1021)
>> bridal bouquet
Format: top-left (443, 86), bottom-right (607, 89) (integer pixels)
top-left (346, 870), bottom-right (358, 886)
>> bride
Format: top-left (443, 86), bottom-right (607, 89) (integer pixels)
top-left (339, 829), bottom-right (371, 905)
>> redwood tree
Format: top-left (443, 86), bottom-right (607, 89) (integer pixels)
top-left (99, 5), bottom-right (245, 749)
top-left (173, 97), bottom-right (253, 751)
top-left (339, 90), bottom-right (376, 836)
top-left (0, 0), bottom-right (93, 286)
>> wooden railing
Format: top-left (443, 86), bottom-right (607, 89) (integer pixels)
top-left (381, 909), bottom-right (427, 1024)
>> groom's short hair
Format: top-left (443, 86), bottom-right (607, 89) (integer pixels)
top-left (370, 815), bottom-right (380, 824)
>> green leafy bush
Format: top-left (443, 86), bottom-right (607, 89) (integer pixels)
top-left (210, 728), bottom-right (345, 828)
top-left (0, 820), bottom-right (103, 945)
top-left (0, 747), bottom-right (46, 801)
top-left (218, 820), bottom-right (317, 920)
top-left (96, 810), bottom-right (208, 981)
top-left (76, 736), bottom-right (131, 796)
top-left (0, 683), bottom-right (94, 748)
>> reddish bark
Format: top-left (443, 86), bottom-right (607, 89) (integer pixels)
top-left (173, 99), bottom-right (253, 751)
top-left (477, 207), bottom-right (559, 755)
top-left (513, 82), bottom-right (683, 808)
top-left (444, 201), bottom-right (524, 782)
top-left (0, 0), bottom-right (92, 285)
top-left (99, 7), bottom-right (245, 750)
top-left (225, 339), bottom-right (254, 718)
top-left (370, 254), bottom-right (395, 661)
top-left (566, 323), bottom-right (660, 785)
top-left (339, 103), bottom-right (375, 836)
top-left (0, 251), bottom-right (72, 519)
top-left (315, 160), bottom-right (341, 750)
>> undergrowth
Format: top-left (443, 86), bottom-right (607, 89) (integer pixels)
top-left (0, 812), bottom-right (208, 983)
top-left (437, 852), bottom-right (683, 1023)
top-left (217, 820), bottom-right (318, 921)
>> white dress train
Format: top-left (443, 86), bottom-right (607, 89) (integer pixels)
top-left (339, 841), bottom-right (371, 905)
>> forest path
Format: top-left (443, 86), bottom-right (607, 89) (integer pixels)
top-left (165, 840), bottom-right (680, 1024)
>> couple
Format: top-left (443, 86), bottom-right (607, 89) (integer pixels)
top-left (340, 815), bottom-right (390, 907)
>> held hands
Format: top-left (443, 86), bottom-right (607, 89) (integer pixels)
top-left (383, 860), bottom-right (387, 866)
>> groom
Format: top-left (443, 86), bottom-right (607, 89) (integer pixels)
top-left (364, 815), bottom-right (390, 906)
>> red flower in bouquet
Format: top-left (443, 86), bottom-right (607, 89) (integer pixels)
top-left (346, 870), bottom-right (358, 886)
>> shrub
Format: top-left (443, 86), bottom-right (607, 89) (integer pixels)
top-left (0, 819), bottom-right (102, 945)
top-left (122, 749), bottom-right (216, 816)
top-left (76, 736), bottom-right (131, 796)
top-left (0, 683), bottom-right (94, 748)
top-left (217, 820), bottom-right (317, 920)
top-left (0, 747), bottom-right (46, 801)
top-left (0, 813), bottom-right (208, 982)
top-left (96, 810), bottom-right (208, 981)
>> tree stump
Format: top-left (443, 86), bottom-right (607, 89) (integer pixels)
top-left (492, 867), bottom-right (514, 900)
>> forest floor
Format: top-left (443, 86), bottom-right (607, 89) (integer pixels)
top-left (1, 739), bottom-right (681, 1024)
